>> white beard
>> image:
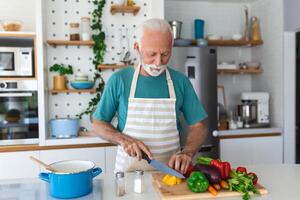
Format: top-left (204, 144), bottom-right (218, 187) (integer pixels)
top-left (142, 64), bottom-right (167, 77)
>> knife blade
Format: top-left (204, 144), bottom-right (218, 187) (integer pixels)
top-left (142, 152), bottom-right (185, 179)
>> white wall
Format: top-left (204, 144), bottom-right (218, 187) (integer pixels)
top-left (251, 0), bottom-right (284, 128)
top-left (284, 0), bottom-right (300, 31)
top-left (0, 0), bottom-right (36, 32)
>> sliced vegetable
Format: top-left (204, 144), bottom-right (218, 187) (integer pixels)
top-left (194, 164), bottom-right (221, 184)
top-left (208, 185), bottom-right (218, 196)
top-left (186, 171), bottom-right (209, 193)
top-left (228, 170), bottom-right (260, 200)
top-left (162, 174), bottom-right (183, 186)
top-left (247, 172), bottom-right (258, 185)
top-left (197, 156), bottom-right (231, 179)
top-left (220, 180), bottom-right (229, 189)
top-left (236, 166), bottom-right (247, 174)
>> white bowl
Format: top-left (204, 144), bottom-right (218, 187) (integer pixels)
top-left (207, 34), bottom-right (222, 40)
top-left (232, 34), bottom-right (243, 41)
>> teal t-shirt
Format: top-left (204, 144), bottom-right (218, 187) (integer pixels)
top-left (93, 66), bottom-right (207, 132)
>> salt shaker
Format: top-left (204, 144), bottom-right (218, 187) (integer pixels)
top-left (134, 170), bottom-right (144, 193)
top-left (115, 171), bottom-right (126, 196)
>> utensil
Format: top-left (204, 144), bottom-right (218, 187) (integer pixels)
top-left (142, 152), bottom-right (185, 179)
top-left (30, 156), bottom-right (58, 172)
top-left (39, 160), bottom-right (102, 199)
top-left (169, 21), bottom-right (182, 39)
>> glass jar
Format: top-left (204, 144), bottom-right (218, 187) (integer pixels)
top-left (69, 23), bottom-right (80, 41)
top-left (134, 170), bottom-right (144, 193)
top-left (80, 17), bottom-right (91, 41)
top-left (115, 172), bottom-right (126, 196)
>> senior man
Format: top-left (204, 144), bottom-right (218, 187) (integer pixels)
top-left (92, 18), bottom-right (208, 174)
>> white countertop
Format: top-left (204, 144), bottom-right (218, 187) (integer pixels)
top-left (1, 164), bottom-right (300, 200)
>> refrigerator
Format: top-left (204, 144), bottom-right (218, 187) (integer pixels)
top-left (168, 46), bottom-right (219, 159)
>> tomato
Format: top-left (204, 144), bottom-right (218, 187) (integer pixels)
top-left (247, 172), bottom-right (258, 185)
top-left (236, 166), bottom-right (247, 174)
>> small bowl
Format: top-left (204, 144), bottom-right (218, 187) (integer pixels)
top-left (71, 81), bottom-right (95, 89)
top-left (207, 34), bottom-right (222, 40)
top-left (196, 39), bottom-right (208, 46)
top-left (1, 19), bottom-right (23, 31)
top-left (232, 34), bottom-right (243, 41)
top-left (245, 61), bottom-right (261, 69)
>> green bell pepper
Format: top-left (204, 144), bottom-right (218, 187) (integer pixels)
top-left (187, 171), bottom-right (209, 193)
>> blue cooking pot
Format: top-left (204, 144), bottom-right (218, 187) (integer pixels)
top-left (39, 160), bottom-right (102, 199)
top-left (49, 118), bottom-right (79, 138)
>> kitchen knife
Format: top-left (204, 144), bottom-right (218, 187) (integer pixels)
top-left (142, 152), bottom-right (185, 179)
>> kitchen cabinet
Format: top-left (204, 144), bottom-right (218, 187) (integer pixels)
top-left (39, 147), bottom-right (106, 177)
top-left (105, 146), bottom-right (117, 175)
top-left (0, 151), bottom-right (40, 179)
top-left (220, 135), bottom-right (283, 166)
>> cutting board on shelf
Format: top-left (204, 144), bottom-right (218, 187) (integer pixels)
top-left (152, 173), bottom-right (268, 200)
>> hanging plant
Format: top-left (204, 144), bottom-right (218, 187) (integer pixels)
top-left (78, 0), bottom-right (106, 119)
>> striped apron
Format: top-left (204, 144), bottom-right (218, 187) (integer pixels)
top-left (114, 65), bottom-right (181, 173)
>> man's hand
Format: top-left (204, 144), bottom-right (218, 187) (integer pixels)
top-left (168, 151), bottom-right (193, 174)
top-left (119, 134), bottom-right (152, 161)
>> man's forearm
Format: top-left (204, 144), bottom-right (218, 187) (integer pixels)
top-left (181, 121), bottom-right (208, 156)
top-left (92, 120), bottom-right (124, 145)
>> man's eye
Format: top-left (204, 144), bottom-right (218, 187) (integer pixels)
top-left (162, 53), bottom-right (169, 57)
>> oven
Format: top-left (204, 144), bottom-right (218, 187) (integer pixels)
top-left (0, 80), bottom-right (38, 145)
top-left (0, 37), bottom-right (34, 78)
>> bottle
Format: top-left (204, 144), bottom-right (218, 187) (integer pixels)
top-left (250, 16), bottom-right (261, 41)
top-left (115, 172), bottom-right (126, 196)
top-left (69, 23), bottom-right (80, 41)
top-left (80, 17), bottom-right (91, 41)
top-left (134, 170), bottom-right (144, 193)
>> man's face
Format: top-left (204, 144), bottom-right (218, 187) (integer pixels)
top-left (136, 28), bottom-right (173, 66)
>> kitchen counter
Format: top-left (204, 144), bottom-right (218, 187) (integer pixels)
top-left (1, 164), bottom-right (300, 200)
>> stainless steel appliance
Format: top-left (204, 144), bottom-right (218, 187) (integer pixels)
top-left (168, 46), bottom-right (218, 158)
top-left (240, 92), bottom-right (270, 128)
top-left (0, 80), bottom-right (38, 145)
top-left (0, 37), bottom-right (34, 77)
top-left (169, 21), bottom-right (183, 39)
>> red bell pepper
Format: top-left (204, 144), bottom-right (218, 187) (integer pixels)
top-left (247, 172), bottom-right (258, 185)
top-left (184, 164), bottom-right (195, 178)
top-left (236, 166), bottom-right (247, 174)
top-left (197, 157), bottom-right (231, 180)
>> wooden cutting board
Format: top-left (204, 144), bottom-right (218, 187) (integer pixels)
top-left (152, 173), bottom-right (268, 200)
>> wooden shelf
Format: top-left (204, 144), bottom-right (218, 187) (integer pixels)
top-left (218, 68), bottom-right (263, 75)
top-left (208, 39), bottom-right (263, 47)
top-left (98, 64), bottom-right (128, 70)
top-left (0, 32), bottom-right (36, 37)
top-left (110, 5), bottom-right (140, 16)
top-left (47, 40), bottom-right (94, 47)
top-left (49, 89), bottom-right (96, 94)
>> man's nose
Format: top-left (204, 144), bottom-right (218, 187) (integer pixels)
top-left (154, 55), bottom-right (162, 66)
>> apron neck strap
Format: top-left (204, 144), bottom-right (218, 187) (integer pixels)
top-left (129, 65), bottom-right (176, 99)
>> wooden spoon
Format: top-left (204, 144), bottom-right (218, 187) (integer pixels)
top-left (30, 156), bottom-right (58, 172)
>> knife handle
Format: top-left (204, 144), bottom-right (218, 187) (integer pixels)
top-left (142, 152), bottom-right (151, 163)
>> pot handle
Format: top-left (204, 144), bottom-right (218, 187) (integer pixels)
top-left (39, 173), bottom-right (50, 183)
top-left (92, 167), bottom-right (102, 178)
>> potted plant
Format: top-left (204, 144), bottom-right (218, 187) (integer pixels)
top-left (49, 64), bottom-right (73, 90)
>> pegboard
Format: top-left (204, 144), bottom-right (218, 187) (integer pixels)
top-left (46, 0), bottom-right (153, 136)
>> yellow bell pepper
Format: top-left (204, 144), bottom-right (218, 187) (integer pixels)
top-left (162, 174), bottom-right (183, 186)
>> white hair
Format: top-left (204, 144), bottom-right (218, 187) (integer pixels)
top-left (136, 18), bottom-right (173, 48)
